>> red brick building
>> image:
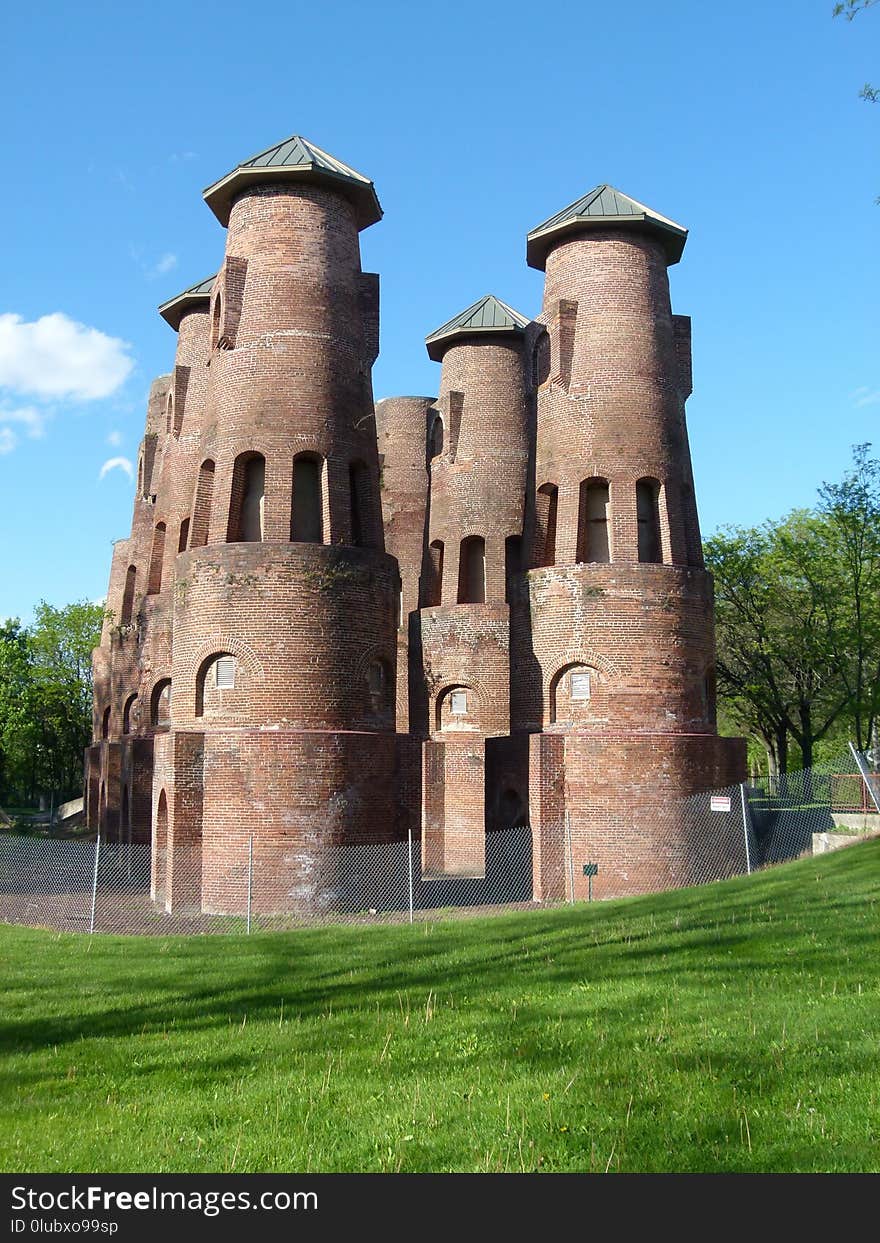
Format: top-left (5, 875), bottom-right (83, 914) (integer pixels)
top-left (85, 136), bottom-right (744, 913)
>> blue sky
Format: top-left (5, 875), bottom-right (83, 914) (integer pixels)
top-left (0, 0), bottom-right (876, 623)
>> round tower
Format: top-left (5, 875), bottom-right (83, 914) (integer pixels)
top-left (159, 136), bottom-right (400, 914)
top-left (519, 186), bottom-right (744, 899)
top-left (416, 296), bottom-right (530, 875)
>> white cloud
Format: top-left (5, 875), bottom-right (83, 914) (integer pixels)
top-left (0, 405), bottom-right (48, 438)
top-left (99, 456), bottom-right (134, 481)
top-left (106, 429), bottom-right (123, 447)
top-left (154, 253), bottom-right (178, 276)
top-left (851, 386), bottom-right (880, 409)
top-left (0, 428), bottom-right (16, 455)
top-left (0, 313), bottom-right (134, 401)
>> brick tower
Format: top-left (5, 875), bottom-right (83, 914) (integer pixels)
top-left (86, 146), bottom-right (744, 915)
top-left (515, 186), bottom-right (743, 898)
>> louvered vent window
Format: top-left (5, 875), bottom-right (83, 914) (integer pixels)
top-left (570, 671), bottom-right (591, 700)
top-left (215, 657), bottom-right (236, 690)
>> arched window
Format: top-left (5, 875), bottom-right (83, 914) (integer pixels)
top-left (228, 453), bottom-right (265, 543)
top-left (436, 684), bottom-right (476, 732)
top-left (150, 679), bottom-right (172, 728)
top-left (349, 460), bottom-right (372, 548)
top-left (533, 331), bottom-right (550, 388)
top-left (505, 535), bottom-right (522, 603)
top-left (577, 479), bottom-right (610, 563)
top-left (425, 540), bottom-right (444, 607)
top-left (177, 517), bottom-right (190, 553)
top-left (637, 478), bottom-right (662, 563)
top-left (291, 454), bottom-right (323, 543)
top-left (550, 663), bottom-right (594, 726)
top-left (428, 416), bottom-right (444, 463)
top-left (165, 391), bottom-right (174, 436)
top-left (120, 565), bottom-right (137, 627)
top-left (122, 694), bottom-right (138, 735)
top-left (535, 483), bottom-right (558, 567)
top-left (147, 522), bottom-right (166, 594)
top-left (101, 706), bottom-right (111, 740)
top-left (195, 654), bottom-right (236, 718)
top-left (211, 294), bottom-right (223, 351)
top-left (366, 658), bottom-right (394, 721)
top-left (458, 536), bottom-right (486, 604)
top-left (190, 460), bottom-right (215, 548)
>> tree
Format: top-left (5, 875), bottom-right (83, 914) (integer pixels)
top-left (706, 446), bottom-right (880, 781)
top-left (0, 601), bottom-right (103, 809)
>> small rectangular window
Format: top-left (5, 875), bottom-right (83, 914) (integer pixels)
top-left (215, 656), bottom-right (236, 690)
top-left (570, 671), bottom-right (591, 700)
top-left (450, 691), bottom-right (468, 715)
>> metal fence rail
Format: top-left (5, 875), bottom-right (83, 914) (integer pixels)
top-left (1, 746), bottom-right (877, 937)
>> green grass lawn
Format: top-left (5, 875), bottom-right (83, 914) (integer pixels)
top-left (1, 841), bottom-right (879, 1173)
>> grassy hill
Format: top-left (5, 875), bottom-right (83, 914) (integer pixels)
top-left (1, 840), bottom-right (878, 1173)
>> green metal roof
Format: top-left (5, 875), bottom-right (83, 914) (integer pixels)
top-left (203, 135), bottom-right (382, 229)
top-left (526, 184), bottom-right (688, 269)
top-left (425, 294), bottom-right (530, 362)
top-left (157, 274), bottom-right (216, 330)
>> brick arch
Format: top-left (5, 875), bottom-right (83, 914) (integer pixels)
top-left (350, 647), bottom-right (396, 686)
top-left (185, 636), bottom-right (264, 685)
top-left (542, 649), bottom-right (620, 699)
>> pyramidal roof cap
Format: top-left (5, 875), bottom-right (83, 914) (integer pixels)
top-left (157, 273), bottom-right (216, 330)
top-left (425, 294), bottom-right (530, 362)
top-left (203, 134), bottom-right (382, 229)
top-left (526, 184), bottom-right (687, 269)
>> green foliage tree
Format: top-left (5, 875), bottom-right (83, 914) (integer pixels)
top-left (705, 445), bottom-right (880, 782)
top-left (0, 601), bottom-right (103, 809)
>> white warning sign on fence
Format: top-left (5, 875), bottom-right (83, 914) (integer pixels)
top-left (710, 795), bottom-right (732, 812)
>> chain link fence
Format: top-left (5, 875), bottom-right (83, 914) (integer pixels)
top-left (1, 746), bottom-right (877, 936)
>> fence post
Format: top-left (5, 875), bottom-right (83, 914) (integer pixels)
top-left (850, 741), bottom-right (880, 814)
top-left (246, 835), bottom-right (254, 935)
top-left (407, 825), bottom-right (414, 925)
top-left (565, 813), bottom-right (575, 903)
top-left (739, 783), bottom-right (752, 875)
top-left (89, 833), bottom-right (102, 935)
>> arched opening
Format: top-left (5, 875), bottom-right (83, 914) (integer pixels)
top-left (120, 565), bottom-right (137, 627)
top-left (533, 331), bottom-right (550, 388)
top-left (458, 536), bottom-right (486, 604)
top-left (150, 679), bottom-right (171, 729)
top-left (535, 484), bottom-right (558, 567)
top-left (122, 694), bottom-right (137, 735)
top-left (366, 657), bottom-right (394, 723)
top-left (577, 479), bottom-right (610, 563)
top-left (101, 706), bottom-right (111, 740)
top-left (349, 460), bottom-right (373, 548)
top-left (428, 416), bottom-right (444, 463)
top-left (177, 517), bottom-right (190, 553)
top-left (637, 478), bottom-right (662, 563)
top-left (424, 540), bottom-right (444, 607)
top-left (211, 294), bottom-right (223, 351)
top-left (190, 460), bottom-right (215, 548)
top-left (228, 453), bottom-right (265, 543)
top-left (147, 522), bottom-right (166, 594)
top-left (291, 454), bottom-right (323, 543)
top-left (550, 663), bottom-right (594, 727)
top-left (165, 391), bottom-right (174, 436)
top-left (436, 685), bottom-right (476, 733)
top-left (505, 535), bottom-right (523, 603)
top-left (195, 654), bottom-right (236, 718)
top-left (154, 789), bottom-right (168, 905)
